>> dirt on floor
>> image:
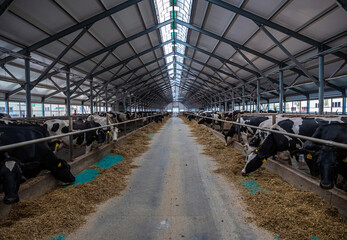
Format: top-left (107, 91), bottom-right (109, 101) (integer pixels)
top-left (0, 117), bottom-right (169, 240)
top-left (181, 116), bottom-right (347, 240)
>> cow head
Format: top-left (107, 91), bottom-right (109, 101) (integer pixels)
top-left (198, 118), bottom-right (205, 124)
top-left (224, 125), bottom-right (237, 146)
top-left (50, 159), bottom-right (75, 184)
top-left (95, 128), bottom-right (106, 144)
top-left (242, 134), bottom-right (276, 176)
top-left (316, 146), bottom-right (338, 189)
top-left (0, 158), bottom-right (22, 204)
top-left (110, 127), bottom-right (119, 142)
top-left (303, 141), bottom-right (333, 186)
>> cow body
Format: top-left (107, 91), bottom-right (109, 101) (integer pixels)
top-left (43, 119), bottom-right (106, 154)
top-left (242, 117), bottom-right (345, 177)
top-left (197, 111), bottom-right (213, 125)
top-left (87, 113), bottom-right (119, 143)
top-left (224, 116), bottom-right (269, 146)
top-left (303, 123), bottom-right (347, 189)
top-left (0, 124), bottom-right (75, 204)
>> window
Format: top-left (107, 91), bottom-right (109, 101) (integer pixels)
top-left (332, 102), bottom-right (341, 108)
top-left (154, 0), bottom-right (193, 101)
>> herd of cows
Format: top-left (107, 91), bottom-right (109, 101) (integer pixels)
top-left (0, 111), bottom-right (166, 204)
top-left (185, 111), bottom-right (347, 192)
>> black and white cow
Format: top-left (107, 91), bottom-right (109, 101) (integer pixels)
top-left (303, 123), bottom-right (347, 189)
top-left (43, 119), bottom-right (106, 154)
top-left (224, 116), bottom-right (269, 146)
top-left (87, 113), bottom-right (119, 143)
top-left (241, 117), bottom-right (345, 177)
top-left (0, 124), bottom-right (75, 204)
top-left (197, 111), bottom-right (214, 125)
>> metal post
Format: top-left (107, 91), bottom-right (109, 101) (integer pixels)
top-left (82, 102), bottom-right (84, 114)
top-left (256, 79), bottom-right (260, 113)
top-left (25, 56), bottom-right (31, 119)
top-left (279, 70), bottom-right (284, 113)
top-left (123, 96), bottom-right (127, 112)
top-left (267, 100), bottom-right (270, 112)
top-left (307, 96), bottom-right (310, 114)
top-left (105, 84), bottom-right (108, 112)
top-left (66, 70), bottom-right (73, 161)
top-left (224, 93), bottom-right (227, 112)
top-left (129, 97), bottom-right (132, 113)
top-left (90, 78), bottom-right (94, 114)
top-left (218, 95), bottom-right (222, 112)
top-left (242, 85), bottom-right (245, 110)
top-left (342, 93), bottom-right (346, 115)
top-left (231, 90), bottom-right (235, 110)
top-left (318, 54), bottom-right (324, 115)
top-left (41, 100), bottom-right (45, 117)
top-left (5, 100), bottom-right (9, 115)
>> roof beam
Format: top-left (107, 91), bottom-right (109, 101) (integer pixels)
top-left (92, 39), bottom-right (173, 78)
top-left (176, 19), bottom-right (314, 79)
top-left (207, 0), bottom-right (347, 60)
top-left (0, 0), bottom-right (143, 66)
top-left (0, 0), bottom-right (13, 16)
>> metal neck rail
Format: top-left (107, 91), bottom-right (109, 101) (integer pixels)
top-left (185, 113), bottom-right (347, 150)
top-left (0, 114), bottom-right (165, 152)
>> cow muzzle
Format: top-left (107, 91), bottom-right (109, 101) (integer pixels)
top-left (3, 196), bottom-right (19, 205)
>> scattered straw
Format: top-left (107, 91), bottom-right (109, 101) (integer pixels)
top-left (181, 116), bottom-right (347, 240)
top-left (0, 117), bottom-right (169, 240)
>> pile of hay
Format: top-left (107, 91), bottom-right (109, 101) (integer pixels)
top-left (0, 117), bottom-right (169, 240)
top-left (181, 116), bottom-right (347, 240)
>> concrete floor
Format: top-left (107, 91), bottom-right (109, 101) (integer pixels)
top-left (67, 117), bottom-right (273, 240)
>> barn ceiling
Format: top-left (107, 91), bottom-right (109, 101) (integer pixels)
top-left (0, 0), bottom-right (346, 108)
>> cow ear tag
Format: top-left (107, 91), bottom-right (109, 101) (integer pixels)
top-left (56, 143), bottom-right (59, 147)
top-left (343, 157), bottom-right (347, 163)
top-left (262, 158), bottom-right (267, 163)
top-left (58, 162), bottom-right (62, 168)
top-left (306, 154), bottom-right (313, 160)
top-left (107, 131), bottom-right (110, 134)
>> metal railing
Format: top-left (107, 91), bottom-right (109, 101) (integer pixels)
top-left (185, 113), bottom-right (347, 150)
top-left (0, 114), bottom-right (165, 152)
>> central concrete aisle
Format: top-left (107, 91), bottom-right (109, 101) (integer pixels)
top-left (67, 117), bottom-right (273, 240)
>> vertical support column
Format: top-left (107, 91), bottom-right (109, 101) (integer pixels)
top-left (129, 97), bottom-right (132, 113)
top-left (66, 69), bottom-right (73, 161)
top-left (90, 78), bottom-right (94, 114)
top-left (5, 97), bottom-right (9, 115)
top-left (267, 99), bottom-right (270, 112)
top-left (218, 95), bottom-right (222, 112)
top-left (224, 93), bottom-right (227, 112)
top-left (318, 54), bottom-right (324, 115)
top-left (231, 90), bottom-right (235, 110)
top-left (279, 70), bottom-right (284, 114)
top-left (123, 96), bottom-right (127, 112)
top-left (307, 95), bottom-right (310, 114)
top-left (242, 85), bottom-right (245, 111)
top-left (25, 56), bottom-right (31, 119)
top-left (82, 102), bottom-right (84, 114)
top-left (41, 97), bottom-right (45, 117)
top-left (105, 84), bottom-right (108, 112)
top-left (257, 79), bottom-right (260, 113)
top-left (342, 93), bottom-right (346, 115)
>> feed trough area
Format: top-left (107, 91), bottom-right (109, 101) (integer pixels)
top-left (0, 0), bottom-right (347, 239)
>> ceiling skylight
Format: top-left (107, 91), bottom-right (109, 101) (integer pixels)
top-left (154, 0), bottom-right (193, 101)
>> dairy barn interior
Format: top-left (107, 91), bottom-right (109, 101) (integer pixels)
top-left (0, 0), bottom-right (347, 239)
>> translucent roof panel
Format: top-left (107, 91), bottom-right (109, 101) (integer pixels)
top-left (154, 0), bottom-right (193, 101)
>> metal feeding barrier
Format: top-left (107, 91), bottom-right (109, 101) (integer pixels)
top-left (185, 113), bottom-right (347, 150)
top-left (0, 114), bottom-right (165, 153)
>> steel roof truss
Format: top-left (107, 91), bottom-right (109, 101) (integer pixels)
top-left (206, 0), bottom-right (347, 60)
